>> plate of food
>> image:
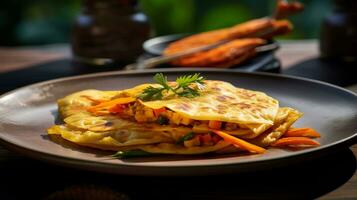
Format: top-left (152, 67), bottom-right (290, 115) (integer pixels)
top-left (139, 17), bottom-right (291, 70)
top-left (142, 33), bottom-right (280, 72)
top-left (132, 1), bottom-right (304, 71)
top-left (0, 69), bottom-right (356, 175)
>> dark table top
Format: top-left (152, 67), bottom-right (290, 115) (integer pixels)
top-left (0, 41), bottom-right (356, 199)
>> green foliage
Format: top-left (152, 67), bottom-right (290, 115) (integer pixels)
top-left (198, 4), bottom-right (251, 31)
top-left (0, 0), bottom-right (333, 45)
top-left (0, 0), bottom-right (81, 45)
top-left (141, 0), bottom-right (195, 35)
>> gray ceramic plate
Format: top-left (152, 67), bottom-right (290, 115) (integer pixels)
top-left (0, 69), bottom-right (356, 176)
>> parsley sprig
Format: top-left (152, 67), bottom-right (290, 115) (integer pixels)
top-left (138, 73), bottom-right (205, 101)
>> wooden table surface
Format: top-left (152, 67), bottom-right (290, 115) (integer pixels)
top-left (0, 40), bottom-right (356, 199)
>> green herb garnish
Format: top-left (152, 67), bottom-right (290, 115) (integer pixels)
top-left (138, 73), bottom-right (205, 101)
top-left (112, 150), bottom-right (154, 159)
top-left (157, 116), bottom-right (169, 125)
top-left (176, 132), bottom-right (195, 144)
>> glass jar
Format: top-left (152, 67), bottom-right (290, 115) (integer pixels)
top-left (71, 0), bottom-right (150, 66)
top-left (320, 0), bottom-right (357, 62)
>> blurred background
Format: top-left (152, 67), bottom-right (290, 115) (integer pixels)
top-left (0, 0), bottom-right (332, 46)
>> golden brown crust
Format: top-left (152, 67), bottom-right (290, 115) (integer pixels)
top-left (261, 20), bottom-right (293, 39)
top-left (164, 18), bottom-right (274, 55)
top-left (169, 38), bottom-right (266, 67)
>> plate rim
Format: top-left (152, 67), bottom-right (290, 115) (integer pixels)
top-left (0, 68), bottom-right (356, 174)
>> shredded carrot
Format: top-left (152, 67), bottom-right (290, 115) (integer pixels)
top-left (208, 120), bottom-right (222, 129)
top-left (153, 107), bottom-right (166, 117)
top-left (284, 128), bottom-right (321, 138)
top-left (81, 95), bottom-right (106, 105)
top-left (211, 130), bottom-right (266, 154)
top-left (199, 134), bottom-right (213, 145)
top-left (87, 97), bottom-right (136, 112)
top-left (271, 137), bottom-right (320, 147)
top-left (108, 104), bottom-right (127, 114)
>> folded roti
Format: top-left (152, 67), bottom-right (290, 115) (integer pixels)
top-left (48, 80), bottom-right (301, 155)
top-left (48, 107), bottom-right (300, 154)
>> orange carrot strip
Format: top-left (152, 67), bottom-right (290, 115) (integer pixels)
top-left (284, 128), bottom-right (321, 138)
top-left (271, 137), bottom-right (320, 147)
top-left (108, 104), bottom-right (127, 114)
top-left (211, 130), bottom-right (266, 154)
top-left (208, 120), bottom-right (222, 129)
top-left (81, 95), bottom-right (106, 104)
top-left (87, 97), bottom-right (136, 112)
top-left (153, 107), bottom-right (166, 117)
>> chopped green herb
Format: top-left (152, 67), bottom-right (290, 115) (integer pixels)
top-left (176, 132), bottom-right (195, 144)
top-left (138, 86), bottom-right (165, 101)
top-left (157, 116), bottom-right (169, 125)
top-left (138, 73), bottom-right (205, 101)
top-left (112, 150), bottom-right (154, 159)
